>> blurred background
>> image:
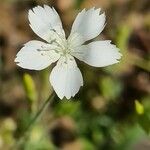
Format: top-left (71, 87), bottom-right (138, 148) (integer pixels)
top-left (0, 0), bottom-right (150, 149)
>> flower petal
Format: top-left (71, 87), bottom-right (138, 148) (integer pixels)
top-left (15, 40), bottom-right (60, 70)
top-left (70, 7), bottom-right (105, 43)
top-left (72, 41), bottom-right (122, 67)
top-left (50, 55), bottom-right (83, 99)
top-left (28, 5), bottom-right (65, 42)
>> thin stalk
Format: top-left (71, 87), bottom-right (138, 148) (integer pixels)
top-left (13, 92), bottom-right (55, 150)
top-left (25, 91), bottom-right (55, 131)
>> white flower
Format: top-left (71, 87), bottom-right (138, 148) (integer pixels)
top-left (15, 5), bottom-right (122, 99)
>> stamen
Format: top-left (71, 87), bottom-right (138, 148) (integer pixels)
top-left (69, 58), bottom-right (73, 61)
top-left (37, 49), bottom-right (49, 52)
top-left (71, 51), bottom-right (84, 54)
top-left (48, 29), bottom-right (66, 49)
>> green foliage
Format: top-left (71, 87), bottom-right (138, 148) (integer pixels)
top-left (135, 100), bottom-right (144, 115)
top-left (54, 100), bottom-right (81, 117)
top-left (80, 138), bottom-right (95, 150)
top-left (75, 0), bottom-right (85, 8)
top-left (100, 76), bottom-right (122, 101)
top-left (23, 73), bottom-right (37, 103)
top-left (116, 24), bottom-right (132, 51)
top-left (137, 97), bottom-right (150, 134)
top-left (23, 126), bottom-right (55, 150)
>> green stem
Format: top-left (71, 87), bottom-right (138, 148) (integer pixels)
top-left (26, 92), bottom-right (55, 131)
top-left (13, 92), bottom-right (55, 150)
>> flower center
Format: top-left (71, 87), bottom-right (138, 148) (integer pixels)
top-left (37, 32), bottom-right (83, 59)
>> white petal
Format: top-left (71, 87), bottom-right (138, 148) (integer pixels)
top-left (15, 40), bottom-right (60, 70)
top-left (28, 5), bottom-right (65, 42)
top-left (70, 7), bottom-right (105, 43)
top-left (50, 55), bottom-right (83, 99)
top-left (67, 32), bottom-right (84, 48)
top-left (72, 41), bottom-right (122, 67)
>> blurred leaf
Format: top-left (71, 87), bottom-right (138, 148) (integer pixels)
top-left (16, 110), bottom-right (31, 136)
top-left (92, 128), bottom-right (104, 145)
top-left (23, 73), bottom-right (37, 103)
top-left (24, 126), bottom-right (55, 150)
top-left (54, 100), bottom-right (81, 118)
top-left (104, 24), bottom-right (133, 75)
top-left (97, 115), bottom-right (114, 128)
top-left (137, 96), bottom-right (150, 134)
top-left (100, 76), bottom-right (122, 101)
top-left (75, 0), bottom-right (84, 8)
top-left (135, 100), bottom-right (144, 115)
top-left (116, 24), bottom-right (132, 51)
top-left (0, 118), bottom-right (16, 147)
top-left (115, 124), bottom-right (147, 150)
top-left (39, 68), bottom-right (51, 100)
top-left (138, 114), bottom-right (150, 134)
top-left (134, 56), bottom-right (150, 72)
top-left (80, 138), bottom-right (95, 150)
top-left (143, 96), bottom-right (150, 115)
